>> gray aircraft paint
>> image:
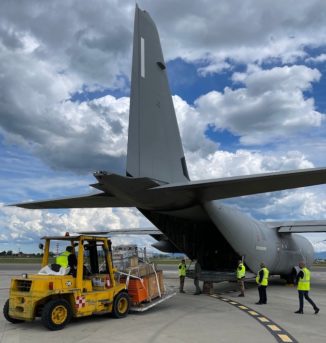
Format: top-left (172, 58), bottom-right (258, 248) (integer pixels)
top-left (127, 6), bottom-right (189, 184)
top-left (204, 201), bottom-right (314, 274)
top-left (14, 6), bottom-right (326, 275)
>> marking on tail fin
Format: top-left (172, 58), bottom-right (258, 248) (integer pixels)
top-left (181, 157), bottom-right (190, 180)
top-left (141, 37), bottom-right (145, 78)
top-left (157, 61), bottom-right (166, 70)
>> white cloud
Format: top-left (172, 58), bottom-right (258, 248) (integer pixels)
top-left (186, 149), bottom-right (314, 180)
top-left (258, 189), bottom-right (326, 219)
top-left (0, 0), bottom-right (133, 88)
top-left (306, 54), bottom-right (326, 63)
top-left (173, 95), bottom-right (216, 156)
top-left (0, 204), bottom-right (154, 251)
top-left (198, 60), bottom-right (231, 76)
top-left (0, 1), bottom-right (133, 173)
top-left (195, 65), bottom-right (324, 145)
top-left (147, 0), bottom-right (326, 68)
top-left (311, 241), bottom-right (326, 253)
top-left (1, 93), bottom-right (129, 173)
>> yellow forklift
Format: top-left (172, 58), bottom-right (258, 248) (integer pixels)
top-left (3, 234), bottom-right (130, 330)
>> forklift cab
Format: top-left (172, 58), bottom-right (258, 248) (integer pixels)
top-left (83, 240), bottom-right (110, 275)
top-left (41, 234), bottom-right (117, 291)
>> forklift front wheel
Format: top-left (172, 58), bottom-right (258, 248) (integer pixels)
top-left (3, 299), bottom-right (25, 324)
top-left (41, 298), bottom-right (72, 330)
top-left (112, 292), bottom-right (130, 318)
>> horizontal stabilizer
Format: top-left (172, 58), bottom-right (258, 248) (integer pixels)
top-left (151, 167), bottom-right (326, 201)
top-left (15, 167), bottom-right (326, 211)
top-left (267, 220), bottom-right (326, 233)
top-left (13, 193), bottom-right (132, 209)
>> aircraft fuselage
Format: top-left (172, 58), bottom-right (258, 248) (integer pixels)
top-left (143, 200), bottom-right (314, 275)
top-left (204, 201), bottom-right (314, 274)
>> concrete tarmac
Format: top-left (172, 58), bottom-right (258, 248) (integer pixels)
top-left (0, 264), bottom-right (325, 343)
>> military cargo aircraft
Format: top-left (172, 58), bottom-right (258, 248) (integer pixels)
top-left (15, 6), bottom-right (326, 278)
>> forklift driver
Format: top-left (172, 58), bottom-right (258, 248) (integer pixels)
top-left (56, 246), bottom-right (78, 277)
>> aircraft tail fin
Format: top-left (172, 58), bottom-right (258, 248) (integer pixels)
top-left (126, 5), bottom-right (190, 184)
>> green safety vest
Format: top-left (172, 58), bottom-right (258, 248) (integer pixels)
top-left (237, 263), bottom-right (246, 279)
top-left (297, 267), bottom-right (310, 291)
top-left (178, 263), bottom-right (186, 277)
top-left (56, 251), bottom-right (70, 268)
top-left (256, 267), bottom-right (269, 286)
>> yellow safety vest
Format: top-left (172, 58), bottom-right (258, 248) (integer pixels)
top-left (178, 263), bottom-right (186, 277)
top-left (56, 251), bottom-right (70, 268)
top-left (297, 267), bottom-right (310, 291)
top-left (237, 263), bottom-right (246, 279)
top-left (256, 267), bottom-right (269, 286)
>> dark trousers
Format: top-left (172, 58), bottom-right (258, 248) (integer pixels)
top-left (298, 290), bottom-right (317, 311)
top-left (194, 277), bottom-right (201, 293)
top-left (258, 285), bottom-right (267, 304)
top-left (237, 279), bottom-right (245, 295)
top-left (179, 275), bottom-right (185, 291)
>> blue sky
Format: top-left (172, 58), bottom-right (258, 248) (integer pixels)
top-left (0, 0), bottom-right (326, 253)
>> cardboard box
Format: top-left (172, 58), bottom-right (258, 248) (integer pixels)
top-left (129, 256), bottom-right (138, 268)
top-left (143, 271), bottom-right (165, 300)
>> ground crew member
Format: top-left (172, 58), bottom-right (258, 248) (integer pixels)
top-left (236, 260), bottom-right (246, 297)
top-left (178, 259), bottom-right (187, 293)
top-left (256, 262), bottom-right (269, 304)
top-left (193, 259), bottom-right (202, 295)
top-left (56, 246), bottom-right (77, 275)
top-left (294, 261), bottom-right (319, 314)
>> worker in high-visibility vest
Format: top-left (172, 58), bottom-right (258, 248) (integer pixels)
top-left (178, 259), bottom-right (187, 293)
top-left (56, 246), bottom-right (77, 276)
top-left (236, 260), bottom-right (246, 297)
top-left (295, 261), bottom-right (319, 314)
top-left (255, 262), bottom-right (269, 305)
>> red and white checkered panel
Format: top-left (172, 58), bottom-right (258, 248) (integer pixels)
top-left (75, 296), bottom-right (86, 309)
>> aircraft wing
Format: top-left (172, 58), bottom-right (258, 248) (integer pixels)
top-left (78, 227), bottom-right (162, 235)
top-left (266, 220), bottom-right (326, 233)
top-left (151, 167), bottom-right (326, 201)
top-left (13, 193), bottom-right (132, 209)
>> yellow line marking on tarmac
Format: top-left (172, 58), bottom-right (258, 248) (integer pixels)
top-left (248, 311), bottom-right (258, 316)
top-left (238, 305), bottom-right (248, 310)
top-left (278, 334), bottom-right (293, 342)
top-left (211, 294), bottom-right (298, 342)
top-left (268, 325), bottom-right (281, 331)
top-left (258, 317), bottom-right (269, 323)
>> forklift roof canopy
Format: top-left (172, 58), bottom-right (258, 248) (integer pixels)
top-left (41, 235), bottom-right (109, 241)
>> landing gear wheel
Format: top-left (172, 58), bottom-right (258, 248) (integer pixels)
top-left (3, 299), bottom-right (25, 324)
top-left (41, 299), bottom-right (72, 330)
top-left (112, 292), bottom-right (130, 318)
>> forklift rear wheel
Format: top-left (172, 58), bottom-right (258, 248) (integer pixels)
top-left (3, 299), bottom-right (25, 324)
top-left (41, 298), bottom-right (72, 330)
top-left (112, 292), bottom-right (130, 318)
